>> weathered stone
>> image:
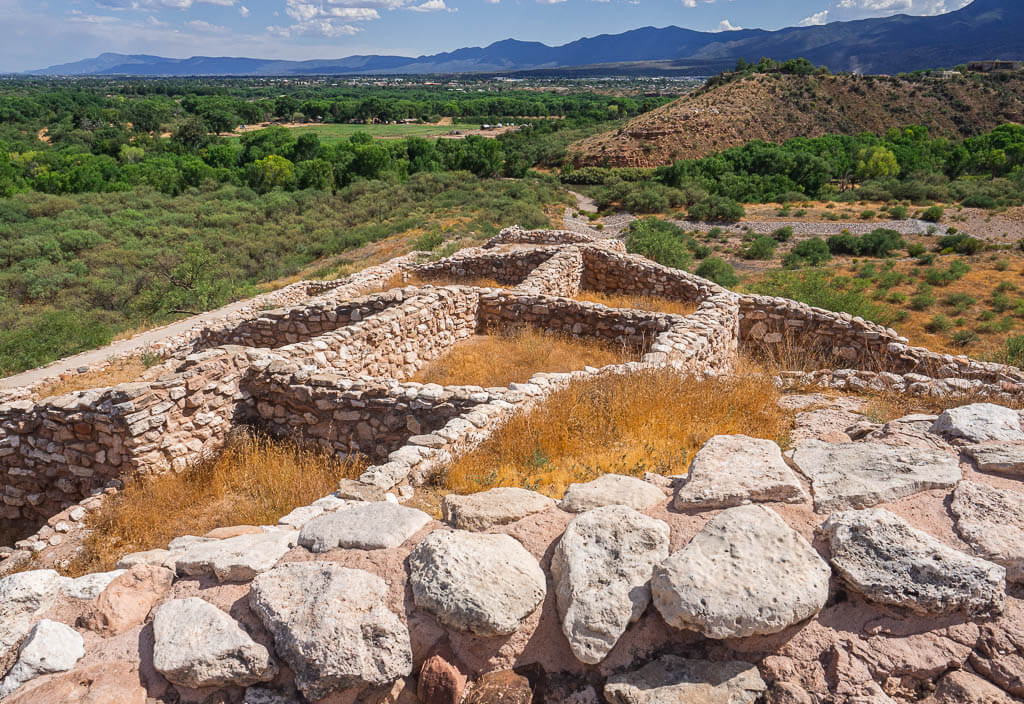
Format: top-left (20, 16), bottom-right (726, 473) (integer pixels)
top-left (0, 570), bottom-right (65, 662)
top-left (81, 564), bottom-right (174, 635)
top-left (951, 481), bottom-right (1024, 582)
top-left (604, 655), bottom-right (767, 704)
top-left (674, 434), bottom-right (807, 509)
top-left (60, 570), bottom-right (125, 600)
top-left (931, 670), bottom-right (1015, 704)
top-left (559, 474), bottom-right (665, 513)
top-left (249, 561), bottom-right (412, 700)
top-left (442, 487), bottom-right (555, 531)
top-left (153, 597), bottom-right (276, 688)
top-left (0, 620), bottom-right (85, 698)
top-left (464, 670), bottom-right (533, 704)
top-left (337, 478), bottom-right (387, 501)
top-left (298, 502), bottom-right (430, 552)
top-left (2, 661), bottom-right (146, 704)
top-left (409, 529), bottom-right (546, 637)
top-left (931, 403), bottom-right (1024, 444)
top-left (789, 440), bottom-right (961, 512)
top-left (551, 505), bottom-right (669, 664)
top-left (652, 505), bottom-right (830, 639)
top-left (417, 652), bottom-right (467, 704)
top-left (822, 508), bottom-right (1005, 617)
top-left (966, 444), bottom-right (1024, 474)
top-left (115, 548), bottom-right (177, 571)
top-left (176, 530), bottom-right (295, 582)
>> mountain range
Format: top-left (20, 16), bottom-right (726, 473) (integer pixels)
top-left (27, 0), bottom-right (1023, 77)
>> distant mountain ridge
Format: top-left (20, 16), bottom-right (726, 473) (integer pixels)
top-left (28, 0), bottom-right (1024, 77)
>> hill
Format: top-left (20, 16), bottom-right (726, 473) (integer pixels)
top-left (570, 71), bottom-right (1024, 167)
top-left (28, 0), bottom-right (1024, 77)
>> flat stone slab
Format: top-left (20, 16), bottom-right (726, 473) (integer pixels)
top-left (931, 403), bottom-right (1024, 444)
top-left (674, 434), bottom-right (807, 510)
top-left (951, 481), bottom-right (1024, 583)
top-left (249, 562), bottom-right (412, 701)
top-left (551, 505), bottom-right (670, 664)
top-left (408, 529), bottom-right (546, 637)
top-left (60, 570), bottom-right (125, 600)
top-left (175, 531), bottom-right (296, 582)
top-left (297, 502), bottom-right (430, 552)
top-left (790, 440), bottom-right (961, 512)
top-left (560, 474), bottom-right (666, 513)
top-left (651, 505), bottom-right (830, 639)
top-left (153, 597), bottom-right (276, 688)
top-left (821, 508), bottom-right (1005, 617)
top-left (604, 655), bottom-right (767, 704)
top-left (0, 619), bottom-right (84, 699)
top-left (0, 570), bottom-right (66, 662)
top-left (442, 487), bottom-right (556, 531)
top-left (336, 478), bottom-right (387, 502)
top-left (965, 444), bottom-right (1024, 474)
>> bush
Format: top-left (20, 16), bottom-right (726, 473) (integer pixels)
top-left (688, 195), bottom-right (745, 223)
top-left (888, 205), bottom-right (908, 220)
top-left (860, 209), bottom-right (876, 220)
top-left (920, 205), bottom-right (944, 223)
top-left (951, 329), bottom-right (978, 346)
top-left (771, 226), bottom-right (794, 242)
top-left (925, 314), bottom-right (953, 333)
top-left (961, 194), bottom-right (997, 209)
top-left (944, 292), bottom-right (976, 313)
top-left (916, 252), bottom-right (937, 266)
top-left (910, 285), bottom-right (936, 310)
top-left (783, 237), bottom-right (831, 268)
top-left (742, 235), bottom-right (778, 260)
top-left (1005, 336), bottom-right (1024, 367)
top-left (625, 218), bottom-right (693, 270)
top-left (696, 257), bottom-right (739, 287)
top-left (827, 229), bottom-right (905, 257)
top-left (747, 270), bottom-right (899, 327)
top-left (906, 243), bottom-right (926, 257)
top-left (936, 233), bottom-right (984, 255)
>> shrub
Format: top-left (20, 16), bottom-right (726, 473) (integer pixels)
top-left (906, 243), bottom-right (926, 257)
top-left (916, 252), bottom-right (937, 266)
top-left (827, 229), bottom-right (904, 257)
top-left (888, 205), bottom-right (908, 220)
top-left (951, 329), bottom-right (978, 346)
top-left (747, 270), bottom-right (898, 327)
top-left (961, 194), bottom-right (997, 209)
top-left (910, 285), bottom-right (936, 310)
top-left (935, 233), bottom-right (984, 255)
top-left (992, 291), bottom-right (1013, 313)
top-left (688, 195), bottom-right (745, 223)
top-left (920, 205), bottom-right (944, 223)
top-left (696, 257), bottom-right (740, 287)
top-left (771, 226), bottom-right (794, 242)
top-left (1005, 336), bottom-right (1024, 367)
top-left (925, 314), bottom-right (953, 333)
top-left (742, 235), bottom-right (778, 260)
top-left (783, 237), bottom-right (831, 268)
top-left (944, 293), bottom-right (976, 313)
top-left (625, 218), bottom-right (693, 270)
top-left (860, 209), bottom-right (876, 220)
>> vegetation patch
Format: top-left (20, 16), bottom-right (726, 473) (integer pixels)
top-left (573, 290), bottom-right (697, 316)
top-left (441, 364), bottom-right (791, 497)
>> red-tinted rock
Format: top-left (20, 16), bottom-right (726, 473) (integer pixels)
top-left (80, 564), bottom-right (173, 635)
top-left (418, 653), bottom-right (467, 704)
top-left (464, 670), bottom-right (533, 704)
top-left (3, 661), bottom-right (146, 704)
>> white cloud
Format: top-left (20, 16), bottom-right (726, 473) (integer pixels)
top-left (408, 0), bottom-right (448, 11)
top-left (682, 0), bottom-right (715, 7)
top-left (95, 0), bottom-right (236, 8)
top-left (185, 18), bottom-right (227, 30)
top-left (536, 0), bottom-right (566, 4)
top-left (798, 9), bottom-right (828, 24)
top-left (266, 18), bottom-right (362, 35)
top-left (715, 18), bottom-right (741, 30)
top-left (238, 3), bottom-right (250, 14)
top-left (805, 0), bottom-right (971, 24)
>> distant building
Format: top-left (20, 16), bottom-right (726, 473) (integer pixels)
top-left (935, 70), bottom-right (962, 79)
top-left (967, 60), bottom-right (1024, 73)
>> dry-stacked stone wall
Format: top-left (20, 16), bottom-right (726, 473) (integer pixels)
top-left (411, 247), bottom-right (558, 287)
top-left (516, 247), bottom-right (584, 297)
top-left (483, 224), bottom-right (624, 250)
top-left (581, 247), bottom-right (722, 303)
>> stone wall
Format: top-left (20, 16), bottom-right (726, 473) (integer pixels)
top-left (580, 247), bottom-right (723, 303)
top-left (484, 224), bottom-right (625, 251)
top-left (516, 247), bottom-right (583, 297)
top-left (411, 248), bottom-right (557, 287)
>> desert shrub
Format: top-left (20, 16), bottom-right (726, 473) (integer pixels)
top-left (772, 226), bottom-right (794, 242)
top-left (936, 233), bottom-right (984, 255)
top-left (906, 243), bottom-right (926, 257)
top-left (910, 284), bottom-right (936, 310)
top-left (952, 329), bottom-right (978, 346)
top-left (925, 314), bottom-right (953, 333)
top-left (687, 195), bottom-right (745, 222)
top-left (783, 237), bottom-right (831, 268)
top-left (961, 194), bottom-right (998, 209)
top-left (860, 209), bottom-right (876, 220)
top-left (827, 229), bottom-right (904, 257)
top-left (944, 293), bottom-right (977, 313)
top-left (916, 252), bottom-right (937, 265)
top-left (695, 257), bottom-right (739, 287)
top-left (1005, 336), bottom-right (1024, 367)
top-left (625, 218), bottom-right (693, 270)
top-left (920, 205), bottom-right (944, 222)
top-left (742, 235), bottom-right (778, 260)
top-left (747, 270), bottom-right (898, 327)
top-left (412, 231), bottom-right (445, 251)
top-left (888, 205), bottom-right (908, 220)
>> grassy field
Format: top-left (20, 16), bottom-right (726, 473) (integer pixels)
top-left (232, 122), bottom-right (483, 144)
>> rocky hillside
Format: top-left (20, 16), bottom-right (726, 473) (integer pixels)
top-left (571, 72), bottom-right (1024, 167)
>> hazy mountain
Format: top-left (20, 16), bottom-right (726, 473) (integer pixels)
top-left (28, 0), bottom-right (1022, 77)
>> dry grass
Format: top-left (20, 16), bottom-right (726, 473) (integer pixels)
top-left (35, 355), bottom-right (156, 399)
top-left (411, 327), bottom-right (634, 388)
top-left (574, 290), bottom-right (698, 317)
top-left (858, 386), bottom-right (1024, 423)
top-left (441, 361), bottom-right (792, 498)
top-left (69, 433), bottom-right (366, 576)
top-left (405, 273), bottom-right (505, 289)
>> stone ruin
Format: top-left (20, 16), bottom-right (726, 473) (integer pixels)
top-left (0, 226), bottom-right (1023, 703)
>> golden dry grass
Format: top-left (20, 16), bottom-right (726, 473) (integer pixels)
top-left (405, 273), bottom-right (504, 289)
top-left (574, 290), bottom-right (698, 316)
top-left (35, 355), bottom-right (155, 399)
top-left (69, 434), bottom-right (366, 575)
top-left (411, 327), bottom-right (634, 388)
top-left (441, 361), bottom-right (792, 498)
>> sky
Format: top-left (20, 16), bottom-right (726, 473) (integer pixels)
top-left (0, 0), bottom-right (973, 72)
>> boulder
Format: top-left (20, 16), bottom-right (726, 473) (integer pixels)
top-left (822, 508), bottom-right (1005, 617)
top-left (0, 570), bottom-right (66, 662)
top-left (604, 655), bottom-right (767, 704)
top-left (81, 564), bottom-right (174, 635)
top-left (674, 434), bottom-right (807, 509)
top-left (2, 661), bottom-right (146, 704)
top-left (175, 530), bottom-right (295, 582)
top-left (297, 502), bottom-right (430, 552)
top-left (408, 529), bottom-right (546, 637)
top-left (60, 570), bottom-right (125, 600)
top-left (417, 651), bottom-right (467, 704)
top-left (965, 444), bottom-right (1024, 474)
top-left (931, 403), bottom-right (1024, 444)
top-left (153, 597), bottom-right (276, 688)
top-left (559, 474), bottom-right (665, 513)
top-left (0, 620), bottom-right (84, 698)
top-left (951, 481), bottom-right (1024, 582)
top-left (651, 504), bottom-right (830, 639)
top-left (931, 669), bottom-right (1015, 704)
top-left (789, 440), bottom-right (961, 512)
top-left (337, 478), bottom-right (387, 502)
top-left (551, 505), bottom-right (670, 664)
top-left (115, 548), bottom-right (177, 571)
top-left (442, 487), bottom-right (556, 531)
top-left (464, 670), bottom-right (534, 704)
top-left (249, 561), bottom-right (412, 701)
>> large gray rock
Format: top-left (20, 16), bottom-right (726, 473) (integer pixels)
top-left (0, 620), bottom-right (84, 698)
top-left (789, 440), bottom-right (961, 512)
top-left (551, 505), bottom-right (670, 664)
top-left (651, 505), bottom-right (830, 639)
top-left (0, 570), bottom-right (65, 662)
top-left (408, 529), bottom-right (546, 637)
top-left (175, 530), bottom-right (295, 582)
top-left (60, 570), bottom-right (125, 600)
top-left (560, 474), bottom-right (666, 513)
top-left (822, 508), bottom-right (1005, 617)
top-left (249, 561), bottom-right (412, 701)
top-left (604, 655), bottom-right (767, 704)
top-left (298, 502), bottom-right (430, 552)
top-left (674, 434), bottom-right (807, 509)
top-left (153, 597), bottom-right (276, 688)
top-left (965, 444), bottom-right (1024, 474)
top-left (931, 403), bottom-right (1024, 444)
top-left (443, 487), bottom-right (556, 531)
top-left (951, 481), bottom-right (1024, 583)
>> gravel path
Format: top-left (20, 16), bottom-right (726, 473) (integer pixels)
top-left (666, 218), bottom-right (951, 237)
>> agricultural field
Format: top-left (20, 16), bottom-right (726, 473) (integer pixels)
top-left (228, 121), bottom-right (486, 144)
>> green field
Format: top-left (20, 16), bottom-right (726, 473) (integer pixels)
top-left (232, 122), bottom-right (484, 144)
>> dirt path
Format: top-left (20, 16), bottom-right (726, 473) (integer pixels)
top-left (568, 190), bottom-right (597, 214)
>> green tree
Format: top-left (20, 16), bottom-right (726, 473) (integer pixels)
top-left (856, 146), bottom-right (900, 182)
top-left (246, 154), bottom-right (296, 193)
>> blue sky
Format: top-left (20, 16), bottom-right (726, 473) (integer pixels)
top-left (1, 0), bottom-right (972, 72)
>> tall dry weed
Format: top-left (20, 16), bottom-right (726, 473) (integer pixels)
top-left (574, 290), bottom-right (698, 317)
